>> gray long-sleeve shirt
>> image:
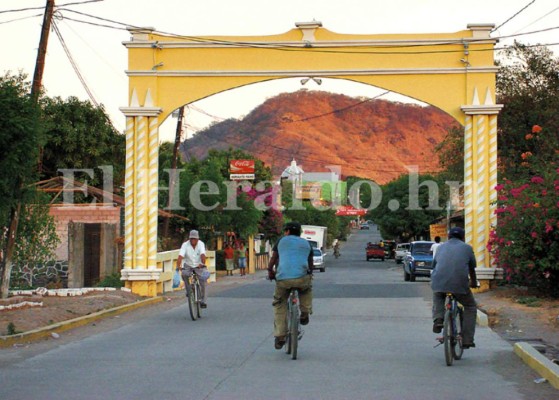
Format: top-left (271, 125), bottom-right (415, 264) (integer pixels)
top-left (430, 238), bottom-right (477, 294)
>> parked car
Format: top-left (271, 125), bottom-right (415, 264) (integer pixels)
top-left (360, 223), bottom-right (370, 230)
top-left (366, 243), bottom-right (385, 261)
top-left (403, 241), bottom-right (435, 282)
top-left (394, 243), bottom-right (410, 264)
top-left (312, 248), bottom-right (325, 272)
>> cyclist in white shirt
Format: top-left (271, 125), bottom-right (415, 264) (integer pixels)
top-left (177, 230), bottom-right (209, 308)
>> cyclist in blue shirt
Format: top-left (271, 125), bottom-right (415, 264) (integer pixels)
top-left (267, 221), bottom-right (314, 350)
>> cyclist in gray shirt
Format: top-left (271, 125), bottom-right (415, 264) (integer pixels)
top-left (431, 227), bottom-right (478, 348)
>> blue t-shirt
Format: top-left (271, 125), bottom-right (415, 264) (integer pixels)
top-left (275, 235), bottom-right (312, 281)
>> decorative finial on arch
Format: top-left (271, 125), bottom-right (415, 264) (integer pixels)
top-left (471, 87), bottom-right (480, 106)
top-left (130, 88), bottom-right (140, 107)
top-left (144, 88), bottom-right (154, 107)
top-left (295, 20), bottom-right (322, 42)
top-left (484, 87), bottom-right (494, 105)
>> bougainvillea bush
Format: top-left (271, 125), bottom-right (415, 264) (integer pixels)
top-left (488, 125), bottom-right (559, 297)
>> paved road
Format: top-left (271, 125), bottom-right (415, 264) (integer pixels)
top-left (0, 227), bottom-right (557, 399)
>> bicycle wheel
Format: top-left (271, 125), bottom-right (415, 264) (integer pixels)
top-left (195, 282), bottom-right (201, 318)
top-left (187, 283), bottom-right (198, 321)
top-left (443, 309), bottom-right (453, 366)
top-left (452, 309), bottom-right (464, 360)
top-left (285, 308), bottom-right (292, 355)
top-left (290, 304), bottom-right (299, 360)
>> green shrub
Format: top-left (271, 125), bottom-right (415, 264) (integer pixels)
top-left (96, 272), bottom-right (123, 288)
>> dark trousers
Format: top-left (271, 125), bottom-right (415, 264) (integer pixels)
top-left (432, 290), bottom-right (477, 344)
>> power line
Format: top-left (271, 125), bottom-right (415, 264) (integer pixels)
top-left (52, 20), bottom-right (99, 106)
top-left (513, 5), bottom-right (559, 33)
top-left (493, 0), bottom-right (537, 32)
top-left (56, 8), bottom-right (559, 56)
top-left (0, 0), bottom-right (101, 14)
top-left (0, 13), bottom-right (42, 25)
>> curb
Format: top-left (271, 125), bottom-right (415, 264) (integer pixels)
top-left (0, 296), bottom-right (163, 348)
top-left (514, 342), bottom-right (559, 389)
top-left (478, 308), bottom-right (559, 390)
top-left (476, 309), bottom-right (489, 327)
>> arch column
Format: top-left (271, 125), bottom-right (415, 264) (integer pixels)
top-left (461, 88), bottom-right (502, 286)
top-left (120, 89), bottom-right (162, 296)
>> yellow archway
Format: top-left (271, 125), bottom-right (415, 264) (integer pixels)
top-left (121, 22), bottom-right (502, 296)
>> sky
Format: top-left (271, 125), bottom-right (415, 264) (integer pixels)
top-left (2, 0), bottom-right (558, 143)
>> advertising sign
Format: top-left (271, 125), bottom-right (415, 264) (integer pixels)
top-left (335, 205), bottom-right (366, 216)
top-left (295, 183), bottom-right (322, 200)
top-left (229, 160), bottom-right (255, 180)
top-left (429, 223), bottom-right (448, 241)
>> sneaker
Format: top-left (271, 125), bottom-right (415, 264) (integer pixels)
top-left (462, 342), bottom-right (476, 349)
top-left (432, 318), bottom-right (444, 333)
top-left (200, 302), bottom-right (207, 309)
top-left (274, 336), bottom-right (286, 349)
top-left (300, 312), bottom-right (310, 325)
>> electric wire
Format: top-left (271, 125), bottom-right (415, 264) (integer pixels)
top-left (55, 8), bottom-right (559, 55)
top-left (52, 20), bottom-right (99, 107)
top-left (0, 13), bottom-right (42, 25)
top-left (513, 5), bottom-right (559, 34)
top-left (492, 0), bottom-right (537, 32)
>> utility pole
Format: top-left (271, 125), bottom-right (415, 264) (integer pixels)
top-left (31, 0), bottom-right (55, 99)
top-left (162, 106), bottom-right (185, 238)
top-left (1, 0), bottom-right (55, 298)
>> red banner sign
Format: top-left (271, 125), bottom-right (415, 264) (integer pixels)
top-left (336, 205), bottom-right (366, 216)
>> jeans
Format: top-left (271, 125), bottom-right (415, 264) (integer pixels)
top-left (432, 290), bottom-right (477, 344)
top-left (273, 275), bottom-right (312, 337)
top-left (181, 266), bottom-right (208, 303)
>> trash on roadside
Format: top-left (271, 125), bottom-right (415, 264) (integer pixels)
top-left (51, 332), bottom-right (60, 339)
top-left (534, 378), bottom-right (547, 384)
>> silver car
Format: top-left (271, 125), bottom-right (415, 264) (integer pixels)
top-left (312, 248), bottom-right (325, 272)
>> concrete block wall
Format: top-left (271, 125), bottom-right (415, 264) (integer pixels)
top-left (49, 205), bottom-right (121, 260)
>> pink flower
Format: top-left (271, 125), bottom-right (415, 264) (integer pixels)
top-left (531, 232), bottom-right (538, 238)
top-left (495, 184), bottom-right (505, 191)
top-left (531, 176), bottom-right (544, 184)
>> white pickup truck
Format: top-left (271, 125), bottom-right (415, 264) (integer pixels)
top-left (394, 243), bottom-right (410, 264)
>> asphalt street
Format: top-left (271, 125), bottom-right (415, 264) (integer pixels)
top-left (0, 225), bottom-right (557, 400)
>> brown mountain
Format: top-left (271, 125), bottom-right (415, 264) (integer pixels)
top-left (180, 90), bottom-right (457, 184)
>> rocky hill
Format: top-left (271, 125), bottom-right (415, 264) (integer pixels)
top-left (180, 90), bottom-right (458, 184)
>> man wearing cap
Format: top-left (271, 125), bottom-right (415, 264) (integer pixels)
top-left (431, 227), bottom-right (478, 348)
top-left (177, 230), bottom-right (209, 308)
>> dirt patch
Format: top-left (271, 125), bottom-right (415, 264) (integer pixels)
top-left (0, 290), bottom-right (144, 336)
top-left (476, 286), bottom-right (559, 362)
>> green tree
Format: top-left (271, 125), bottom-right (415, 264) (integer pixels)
top-left (368, 173), bottom-right (448, 241)
top-left (0, 72), bottom-right (43, 297)
top-left (174, 149), bottom-right (271, 245)
top-left (496, 42), bottom-right (559, 181)
top-left (41, 96), bottom-right (125, 188)
top-left (11, 193), bottom-right (60, 288)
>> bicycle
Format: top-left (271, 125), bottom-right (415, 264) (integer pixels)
top-left (436, 292), bottom-right (464, 366)
top-left (185, 271), bottom-right (202, 321)
top-left (285, 288), bottom-right (303, 360)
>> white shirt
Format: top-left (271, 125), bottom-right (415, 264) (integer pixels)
top-left (430, 242), bottom-right (442, 257)
top-left (179, 240), bottom-right (206, 268)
